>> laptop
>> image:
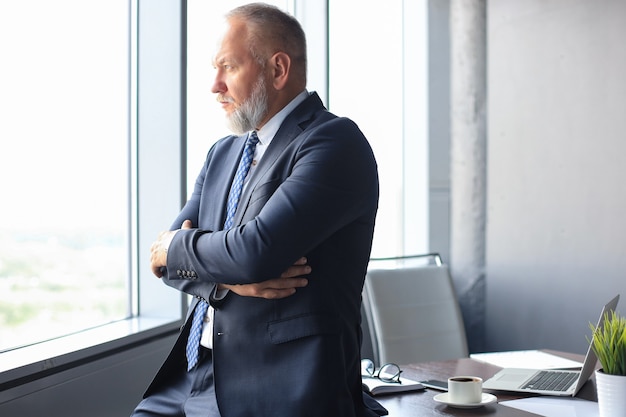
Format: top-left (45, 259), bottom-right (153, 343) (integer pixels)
top-left (482, 294), bottom-right (620, 396)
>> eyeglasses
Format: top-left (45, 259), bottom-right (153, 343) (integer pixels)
top-left (361, 358), bottom-right (403, 384)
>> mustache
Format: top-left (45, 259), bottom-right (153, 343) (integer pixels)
top-left (216, 94), bottom-right (235, 104)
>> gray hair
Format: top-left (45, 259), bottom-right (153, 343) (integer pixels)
top-left (226, 3), bottom-right (307, 83)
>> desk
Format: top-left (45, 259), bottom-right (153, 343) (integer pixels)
top-left (375, 351), bottom-right (597, 416)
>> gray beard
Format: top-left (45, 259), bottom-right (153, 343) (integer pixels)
top-left (226, 77), bottom-right (268, 135)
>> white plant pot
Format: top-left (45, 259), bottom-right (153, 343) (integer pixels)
top-left (596, 369), bottom-right (626, 417)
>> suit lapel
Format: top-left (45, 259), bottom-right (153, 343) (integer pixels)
top-left (233, 92), bottom-right (326, 226)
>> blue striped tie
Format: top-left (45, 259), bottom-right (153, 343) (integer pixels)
top-left (185, 131), bottom-right (259, 371)
top-left (224, 131), bottom-right (259, 230)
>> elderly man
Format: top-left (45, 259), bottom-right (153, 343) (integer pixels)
top-left (132, 3), bottom-right (383, 417)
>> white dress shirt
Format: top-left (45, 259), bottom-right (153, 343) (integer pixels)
top-left (199, 90), bottom-right (309, 349)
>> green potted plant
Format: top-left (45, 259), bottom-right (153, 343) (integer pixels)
top-left (588, 310), bottom-right (626, 417)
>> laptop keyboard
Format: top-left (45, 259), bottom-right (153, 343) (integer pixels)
top-left (521, 370), bottom-right (579, 392)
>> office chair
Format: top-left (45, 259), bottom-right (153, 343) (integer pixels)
top-left (361, 253), bottom-right (469, 366)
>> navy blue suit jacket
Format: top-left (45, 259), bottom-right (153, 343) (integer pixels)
top-left (146, 92), bottom-right (380, 417)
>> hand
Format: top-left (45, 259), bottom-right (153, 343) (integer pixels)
top-left (150, 219), bottom-right (193, 278)
top-left (219, 257), bottom-right (311, 299)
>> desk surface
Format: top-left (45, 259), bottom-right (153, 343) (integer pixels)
top-left (375, 351), bottom-right (596, 417)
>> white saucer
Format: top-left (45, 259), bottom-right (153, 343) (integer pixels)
top-left (433, 393), bottom-right (497, 409)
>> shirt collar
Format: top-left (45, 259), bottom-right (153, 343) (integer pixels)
top-left (255, 90), bottom-right (308, 145)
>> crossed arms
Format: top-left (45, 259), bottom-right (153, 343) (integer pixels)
top-left (150, 219), bottom-right (311, 300)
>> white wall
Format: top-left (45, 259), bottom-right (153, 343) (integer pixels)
top-left (485, 0), bottom-right (626, 354)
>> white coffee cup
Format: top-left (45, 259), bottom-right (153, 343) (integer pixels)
top-left (447, 376), bottom-right (483, 404)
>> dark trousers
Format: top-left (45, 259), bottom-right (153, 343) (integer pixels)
top-left (131, 347), bottom-right (221, 417)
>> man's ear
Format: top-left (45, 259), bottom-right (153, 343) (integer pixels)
top-left (270, 52), bottom-right (291, 90)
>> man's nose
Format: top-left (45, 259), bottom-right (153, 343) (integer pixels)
top-left (210, 70), bottom-right (226, 94)
top-left (211, 79), bottom-right (224, 94)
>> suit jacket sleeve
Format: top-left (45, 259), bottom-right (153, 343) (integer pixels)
top-left (160, 147), bottom-right (220, 301)
top-left (163, 115), bottom-right (378, 289)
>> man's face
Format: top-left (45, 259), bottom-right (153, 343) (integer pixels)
top-left (212, 19), bottom-right (269, 134)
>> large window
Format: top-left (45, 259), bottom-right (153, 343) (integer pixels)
top-left (0, 0), bottom-right (130, 352)
top-left (329, 0), bottom-right (429, 257)
top-left (0, 2), bottom-right (186, 392)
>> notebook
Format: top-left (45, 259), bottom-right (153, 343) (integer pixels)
top-left (482, 294), bottom-right (620, 396)
top-left (362, 376), bottom-right (424, 396)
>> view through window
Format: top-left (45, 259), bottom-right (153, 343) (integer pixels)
top-left (0, 0), bottom-right (130, 351)
top-left (328, 0), bottom-right (429, 257)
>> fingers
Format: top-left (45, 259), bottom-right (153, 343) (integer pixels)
top-left (151, 264), bottom-right (164, 278)
top-left (280, 260), bottom-right (311, 279)
top-left (149, 241), bottom-right (165, 278)
top-left (257, 277), bottom-right (309, 299)
top-left (254, 282), bottom-right (306, 299)
top-left (149, 230), bottom-right (173, 278)
top-left (293, 256), bottom-right (307, 265)
top-left (271, 277), bottom-right (309, 290)
top-left (280, 265), bottom-right (311, 278)
top-left (149, 223), bottom-right (192, 279)
top-left (225, 277), bottom-right (309, 299)
top-left (262, 288), bottom-right (298, 299)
